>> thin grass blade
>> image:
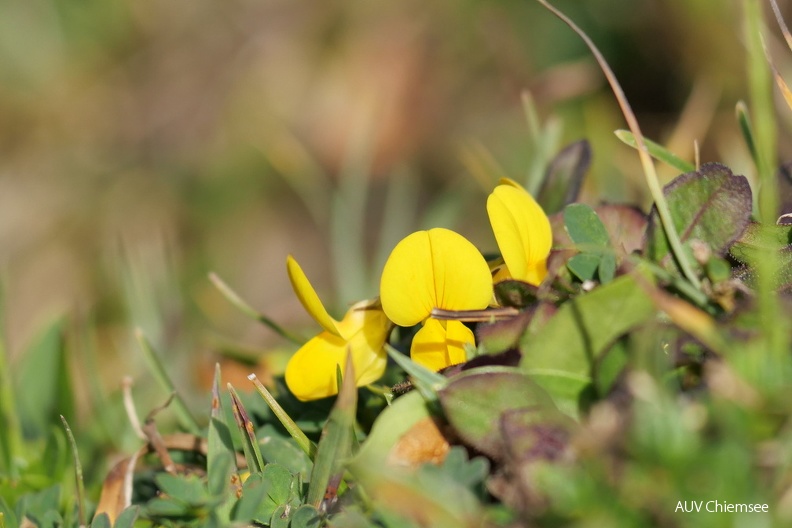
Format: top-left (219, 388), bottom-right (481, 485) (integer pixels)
top-left (537, 0), bottom-right (701, 290)
top-left (614, 130), bottom-right (694, 174)
top-left (135, 329), bottom-right (201, 435)
top-left (248, 374), bottom-right (316, 460)
top-left (735, 102), bottom-right (759, 166)
top-left (207, 364), bottom-right (236, 496)
top-left (60, 416), bottom-right (86, 527)
top-left (0, 285), bottom-right (21, 480)
top-left (306, 353), bottom-right (357, 508)
top-left (770, 0), bottom-right (792, 52)
top-left (209, 273), bottom-right (304, 345)
top-left (228, 384), bottom-right (265, 474)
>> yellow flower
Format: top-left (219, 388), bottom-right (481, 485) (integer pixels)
top-left (284, 255), bottom-right (391, 401)
top-left (487, 178), bottom-right (552, 286)
top-left (380, 228), bottom-right (492, 371)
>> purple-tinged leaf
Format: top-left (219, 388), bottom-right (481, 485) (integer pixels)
top-left (646, 163), bottom-right (752, 271)
top-left (537, 140), bottom-right (592, 215)
top-left (437, 367), bottom-right (557, 460)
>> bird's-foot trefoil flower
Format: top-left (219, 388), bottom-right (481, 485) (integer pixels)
top-left (284, 255), bottom-right (391, 401)
top-left (379, 228), bottom-right (492, 371)
top-left (487, 178), bottom-right (552, 286)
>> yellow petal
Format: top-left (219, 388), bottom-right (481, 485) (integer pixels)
top-left (337, 300), bottom-right (392, 385)
top-left (284, 300), bottom-right (391, 401)
top-left (284, 332), bottom-right (347, 401)
top-left (380, 228), bottom-right (492, 327)
top-left (410, 318), bottom-right (471, 371)
top-left (286, 255), bottom-right (341, 337)
top-left (487, 182), bottom-right (552, 285)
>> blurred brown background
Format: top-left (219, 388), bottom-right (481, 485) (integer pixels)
top-left (1, 0), bottom-right (785, 402)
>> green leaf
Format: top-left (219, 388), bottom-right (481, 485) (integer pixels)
top-left (232, 464), bottom-right (297, 524)
top-left (567, 253), bottom-right (601, 282)
top-left (270, 505), bottom-right (291, 528)
top-left (112, 507), bottom-right (140, 528)
top-left (232, 474), bottom-right (272, 523)
top-left (438, 367), bottom-right (556, 459)
top-left (519, 272), bottom-right (656, 417)
top-left (614, 129), bottom-right (695, 173)
top-left (351, 391), bottom-right (432, 468)
top-left (730, 222), bottom-right (792, 290)
top-left (14, 318), bottom-right (74, 439)
top-left (0, 498), bottom-right (17, 528)
top-left (207, 365), bottom-right (237, 498)
top-left (564, 203), bottom-right (616, 283)
top-left (262, 463), bottom-right (296, 510)
top-left (564, 203), bottom-right (611, 247)
top-left (306, 356), bottom-right (358, 507)
top-left (418, 446), bottom-right (489, 495)
top-left (249, 374), bottom-right (317, 460)
top-left (155, 473), bottom-right (209, 505)
top-left (595, 339), bottom-right (629, 395)
top-left (145, 498), bottom-right (190, 518)
top-left (646, 163), bottom-right (752, 272)
top-left (257, 427), bottom-right (312, 479)
top-left (476, 313), bottom-right (532, 355)
top-left (90, 513), bottom-right (111, 528)
top-left (18, 485), bottom-right (61, 524)
top-left (537, 140), bottom-right (591, 215)
top-left (207, 418), bottom-right (236, 497)
top-left (228, 384), bottom-right (266, 474)
top-left (289, 505), bottom-right (323, 528)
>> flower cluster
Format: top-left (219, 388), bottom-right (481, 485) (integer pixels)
top-left (284, 178), bottom-right (551, 401)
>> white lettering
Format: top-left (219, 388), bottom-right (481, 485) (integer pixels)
top-left (679, 500), bottom-right (769, 513)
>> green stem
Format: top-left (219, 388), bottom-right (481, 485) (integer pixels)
top-left (135, 329), bottom-right (201, 435)
top-left (538, 0), bottom-right (701, 290)
top-left (744, 0), bottom-right (785, 360)
top-left (208, 273), bottom-right (304, 345)
top-left (0, 279), bottom-right (21, 481)
top-left (248, 374), bottom-right (316, 460)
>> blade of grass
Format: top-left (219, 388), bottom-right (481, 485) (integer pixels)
top-left (760, 33), bottom-right (792, 113)
top-left (743, 0), bottom-right (786, 362)
top-left (373, 167), bottom-right (419, 277)
top-left (736, 102), bottom-right (759, 168)
top-left (60, 416), bottom-right (86, 527)
top-left (522, 91), bottom-right (564, 195)
top-left (0, 286), bottom-right (21, 480)
top-left (208, 272), bottom-right (304, 345)
top-left (207, 365), bottom-right (236, 495)
top-left (248, 374), bottom-right (316, 460)
top-left (331, 113), bottom-right (375, 303)
top-left (614, 130), bottom-right (695, 173)
top-left (770, 0), bottom-right (792, 52)
top-left (135, 329), bottom-right (201, 435)
top-left (537, 0), bottom-right (701, 290)
top-left (306, 353), bottom-right (357, 508)
top-left (228, 384), bottom-right (265, 474)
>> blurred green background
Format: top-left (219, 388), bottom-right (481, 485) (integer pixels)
top-left (1, 0), bottom-right (789, 448)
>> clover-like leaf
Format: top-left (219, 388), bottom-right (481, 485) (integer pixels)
top-left (520, 272), bottom-right (656, 417)
top-left (646, 163), bottom-right (752, 272)
top-left (437, 367), bottom-right (557, 459)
